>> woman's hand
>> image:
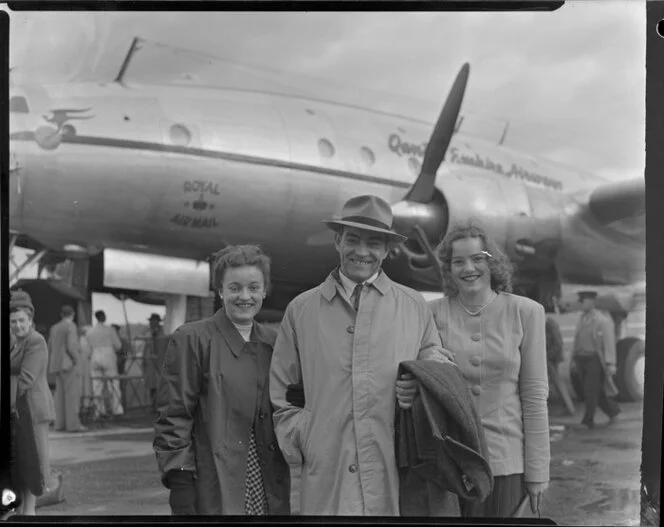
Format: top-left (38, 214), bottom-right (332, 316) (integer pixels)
top-left (525, 481), bottom-right (548, 515)
top-left (396, 374), bottom-right (419, 410)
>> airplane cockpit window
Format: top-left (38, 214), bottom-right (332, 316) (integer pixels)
top-left (10, 96), bottom-right (29, 114)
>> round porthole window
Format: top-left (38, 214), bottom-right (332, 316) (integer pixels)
top-left (318, 138), bottom-right (336, 158)
top-left (170, 124), bottom-right (192, 147)
top-left (360, 146), bottom-right (375, 166)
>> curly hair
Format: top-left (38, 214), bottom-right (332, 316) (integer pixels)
top-left (436, 220), bottom-right (513, 297)
top-left (211, 244), bottom-right (272, 292)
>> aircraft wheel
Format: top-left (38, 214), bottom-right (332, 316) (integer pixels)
top-left (616, 338), bottom-right (645, 402)
top-left (569, 360), bottom-right (585, 402)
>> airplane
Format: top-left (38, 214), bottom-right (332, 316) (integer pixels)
top-left (8, 37), bottom-right (646, 401)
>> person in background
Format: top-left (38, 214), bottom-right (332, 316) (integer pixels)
top-left (48, 305), bottom-right (86, 433)
top-left (111, 324), bottom-right (130, 376)
top-left (154, 245), bottom-right (290, 515)
top-left (86, 310), bottom-right (124, 418)
top-left (429, 222), bottom-right (550, 518)
top-left (572, 291), bottom-right (620, 429)
top-left (143, 314), bottom-right (165, 411)
top-left (269, 194), bottom-right (453, 516)
top-left (78, 325), bottom-right (94, 417)
top-left (9, 290), bottom-right (56, 515)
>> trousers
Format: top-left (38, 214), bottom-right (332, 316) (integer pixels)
top-left (90, 347), bottom-right (124, 416)
top-left (574, 354), bottom-right (620, 424)
top-left (54, 369), bottom-right (82, 431)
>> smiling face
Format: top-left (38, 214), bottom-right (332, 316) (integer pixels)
top-left (335, 226), bottom-right (389, 283)
top-left (10, 308), bottom-right (33, 339)
top-left (220, 265), bottom-right (266, 325)
top-left (450, 237), bottom-right (493, 298)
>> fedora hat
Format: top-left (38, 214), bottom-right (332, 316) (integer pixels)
top-left (323, 195), bottom-right (407, 244)
top-left (148, 313), bottom-right (163, 322)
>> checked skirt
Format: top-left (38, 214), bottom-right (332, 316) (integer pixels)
top-left (244, 427), bottom-right (268, 515)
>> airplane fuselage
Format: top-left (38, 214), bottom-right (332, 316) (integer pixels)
top-left (9, 81), bottom-right (645, 296)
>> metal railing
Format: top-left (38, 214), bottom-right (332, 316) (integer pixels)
top-left (80, 335), bottom-right (170, 423)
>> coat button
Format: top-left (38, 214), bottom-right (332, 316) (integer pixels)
top-left (471, 334), bottom-right (481, 342)
top-left (258, 412), bottom-right (266, 420)
top-left (347, 325), bottom-right (355, 334)
top-left (276, 475), bottom-right (283, 484)
top-left (471, 385), bottom-right (481, 396)
top-left (268, 443), bottom-right (276, 452)
top-left (349, 464), bottom-right (358, 473)
top-left (470, 356), bottom-right (481, 367)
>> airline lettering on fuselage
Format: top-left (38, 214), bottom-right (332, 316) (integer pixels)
top-left (170, 213), bottom-right (219, 229)
top-left (387, 133), bottom-right (563, 191)
top-left (183, 180), bottom-right (220, 195)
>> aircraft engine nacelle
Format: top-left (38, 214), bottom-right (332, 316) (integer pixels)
top-left (92, 248), bottom-right (213, 298)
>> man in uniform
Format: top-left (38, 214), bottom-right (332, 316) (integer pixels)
top-left (572, 290), bottom-right (620, 428)
top-left (48, 305), bottom-right (86, 432)
top-left (269, 194), bottom-right (453, 516)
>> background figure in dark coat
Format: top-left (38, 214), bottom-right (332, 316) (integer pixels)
top-left (153, 245), bottom-right (290, 515)
top-left (9, 291), bottom-right (56, 516)
top-left (142, 314), bottom-right (165, 411)
top-left (48, 305), bottom-right (86, 432)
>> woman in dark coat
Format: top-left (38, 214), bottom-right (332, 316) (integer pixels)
top-left (9, 290), bottom-right (56, 515)
top-left (153, 245), bottom-right (290, 515)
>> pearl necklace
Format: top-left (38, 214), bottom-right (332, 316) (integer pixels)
top-left (458, 291), bottom-right (498, 316)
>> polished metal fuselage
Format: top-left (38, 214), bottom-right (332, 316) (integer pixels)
top-left (8, 81), bottom-right (645, 294)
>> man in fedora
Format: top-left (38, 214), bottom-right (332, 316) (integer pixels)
top-left (572, 290), bottom-right (620, 428)
top-left (270, 194), bottom-right (453, 516)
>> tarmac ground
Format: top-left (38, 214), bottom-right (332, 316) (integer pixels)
top-left (5, 400), bottom-right (641, 524)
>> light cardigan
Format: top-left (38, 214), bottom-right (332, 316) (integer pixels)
top-left (428, 292), bottom-right (550, 483)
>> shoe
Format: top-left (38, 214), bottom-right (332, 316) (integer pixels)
top-left (608, 414), bottom-right (619, 425)
top-left (581, 418), bottom-right (595, 429)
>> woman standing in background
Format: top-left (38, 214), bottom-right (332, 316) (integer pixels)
top-left (9, 290), bottom-right (56, 516)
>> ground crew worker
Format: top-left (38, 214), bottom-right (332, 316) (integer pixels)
top-left (48, 305), bottom-right (86, 432)
top-left (87, 310), bottom-right (124, 418)
top-left (572, 291), bottom-right (620, 428)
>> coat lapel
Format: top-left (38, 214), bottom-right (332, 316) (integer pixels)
top-left (213, 309), bottom-right (246, 358)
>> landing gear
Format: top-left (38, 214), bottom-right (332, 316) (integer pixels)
top-left (616, 338), bottom-right (645, 402)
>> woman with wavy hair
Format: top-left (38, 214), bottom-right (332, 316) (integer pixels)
top-left (428, 221), bottom-right (550, 518)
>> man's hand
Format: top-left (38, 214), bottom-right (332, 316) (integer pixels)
top-left (286, 383), bottom-right (305, 408)
top-left (607, 364), bottom-right (617, 377)
top-left (525, 481), bottom-right (548, 515)
top-left (396, 374), bottom-right (419, 410)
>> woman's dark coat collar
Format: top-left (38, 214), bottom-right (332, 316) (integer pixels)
top-left (213, 309), bottom-right (273, 357)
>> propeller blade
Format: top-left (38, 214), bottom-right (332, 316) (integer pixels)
top-left (405, 63), bottom-right (470, 203)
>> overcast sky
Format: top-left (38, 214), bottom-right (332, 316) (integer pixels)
top-left (8, 1), bottom-right (645, 183)
top-left (6, 2), bottom-right (646, 322)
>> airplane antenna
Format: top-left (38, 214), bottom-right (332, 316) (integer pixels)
top-left (498, 120), bottom-right (510, 146)
top-left (115, 37), bottom-right (142, 86)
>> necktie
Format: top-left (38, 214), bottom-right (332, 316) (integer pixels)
top-left (352, 283), bottom-right (364, 311)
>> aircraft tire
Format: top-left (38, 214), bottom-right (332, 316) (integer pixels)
top-left (569, 360), bottom-right (585, 402)
top-left (616, 338), bottom-right (645, 402)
